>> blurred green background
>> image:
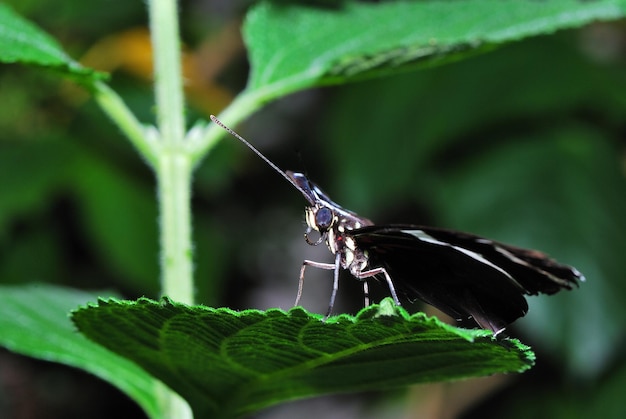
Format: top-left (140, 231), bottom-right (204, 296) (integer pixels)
top-left (1, 0), bottom-right (625, 418)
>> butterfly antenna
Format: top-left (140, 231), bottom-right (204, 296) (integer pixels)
top-left (210, 115), bottom-right (313, 202)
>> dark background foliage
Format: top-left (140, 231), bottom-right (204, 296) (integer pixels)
top-left (1, 0), bottom-right (625, 418)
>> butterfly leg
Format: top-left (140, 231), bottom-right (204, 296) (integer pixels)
top-left (294, 254), bottom-right (341, 317)
top-left (354, 266), bottom-right (401, 306)
top-left (363, 281), bottom-right (370, 307)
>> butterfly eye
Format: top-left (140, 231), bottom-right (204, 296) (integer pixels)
top-left (315, 207), bottom-right (333, 230)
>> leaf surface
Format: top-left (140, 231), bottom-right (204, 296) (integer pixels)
top-left (0, 284), bottom-right (161, 419)
top-left (0, 3), bottom-right (104, 83)
top-left (72, 297), bottom-right (534, 418)
top-left (244, 0), bottom-right (626, 99)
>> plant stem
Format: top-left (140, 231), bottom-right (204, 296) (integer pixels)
top-left (156, 152), bottom-right (194, 304)
top-left (149, 0), bottom-right (185, 149)
top-left (93, 81), bottom-right (159, 167)
top-left (148, 0), bottom-right (194, 304)
top-left (148, 0), bottom-right (193, 417)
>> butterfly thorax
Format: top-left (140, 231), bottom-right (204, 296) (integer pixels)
top-left (303, 198), bottom-right (373, 277)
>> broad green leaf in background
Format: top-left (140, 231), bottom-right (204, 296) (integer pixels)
top-left (243, 0), bottom-right (626, 101)
top-left (0, 141), bottom-right (70, 240)
top-left (321, 34), bottom-right (626, 212)
top-left (72, 297), bottom-right (534, 418)
top-left (0, 136), bottom-right (159, 293)
top-left (436, 124), bottom-right (626, 378)
top-left (70, 146), bottom-right (160, 295)
top-left (0, 284), bottom-right (161, 418)
top-left (0, 3), bottom-right (104, 84)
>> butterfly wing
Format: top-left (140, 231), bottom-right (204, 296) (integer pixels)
top-left (352, 225), bottom-right (583, 333)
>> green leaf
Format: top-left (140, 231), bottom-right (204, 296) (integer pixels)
top-left (0, 3), bottom-right (104, 84)
top-left (0, 284), bottom-right (162, 418)
top-left (72, 297), bottom-right (534, 418)
top-left (243, 0), bottom-right (626, 100)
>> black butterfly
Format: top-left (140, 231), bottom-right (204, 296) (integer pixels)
top-left (211, 116), bottom-right (584, 334)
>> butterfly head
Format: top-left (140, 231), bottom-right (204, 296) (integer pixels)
top-left (287, 171), bottom-right (373, 246)
top-left (209, 116), bottom-right (372, 247)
